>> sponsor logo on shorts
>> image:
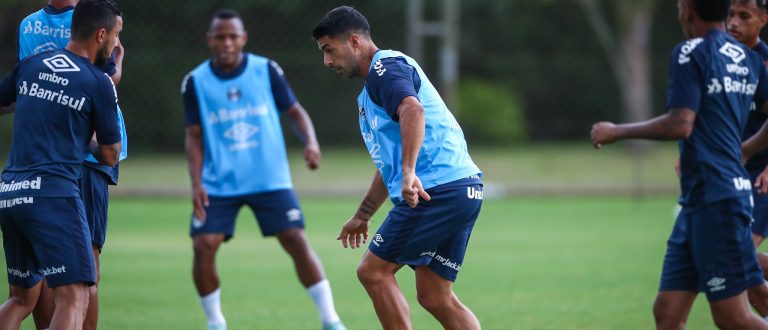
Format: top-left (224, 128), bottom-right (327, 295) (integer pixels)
top-left (372, 234), bottom-right (384, 247)
top-left (420, 251), bottom-right (462, 271)
top-left (467, 187), bottom-right (483, 200)
top-left (0, 197), bottom-right (34, 209)
top-left (43, 265), bottom-right (67, 276)
top-left (0, 177), bottom-right (41, 193)
top-left (191, 216), bottom-right (205, 229)
top-left (707, 277), bottom-right (726, 292)
top-left (7, 267), bottom-right (31, 278)
top-left (286, 208), bottom-right (302, 222)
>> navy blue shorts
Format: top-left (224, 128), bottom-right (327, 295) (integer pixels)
top-left (660, 197), bottom-right (764, 301)
top-left (189, 189), bottom-right (305, 240)
top-left (79, 166), bottom-right (110, 251)
top-left (750, 169), bottom-right (768, 238)
top-left (368, 178), bottom-right (483, 282)
top-left (0, 197), bottom-right (95, 288)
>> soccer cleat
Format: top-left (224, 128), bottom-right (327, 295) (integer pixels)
top-left (322, 322), bottom-right (347, 330)
top-left (207, 323), bottom-right (227, 330)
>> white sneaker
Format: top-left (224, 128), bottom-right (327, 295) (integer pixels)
top-left (207, 323), bottom-right (227, 330)
top-left (323, 322), bottom-right (347, 330)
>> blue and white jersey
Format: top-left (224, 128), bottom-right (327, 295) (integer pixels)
top-left (357, 50), bottom-right (481, 204)
top-left (182, 54), bottom-right (298, 197)
top-left (18, 5), bottom-right (127, 184)
top-left (743, 40), bottom-right (768, 174)
top-left (0, 50), bottom-right (121, 198)
top-left (669, 29), bottom-right (768, 207)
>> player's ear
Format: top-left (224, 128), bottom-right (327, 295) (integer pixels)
top-left (348, 33), bottom-right (360, 49)
top-left (96, 28), bottom-right (107, 44)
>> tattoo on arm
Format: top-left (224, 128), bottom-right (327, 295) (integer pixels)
top-left (357, 198), bottom-right (378, 219)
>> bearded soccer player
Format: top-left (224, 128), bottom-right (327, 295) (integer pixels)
top-left (0, 0), bottom-right (122, 328)
top-left (183, 9), bottom-right (345, 330)
top-left (14, 1), bottom-right (128, 329)
top-left (313, 6), bottom-right (484, 330)
top-left (592, 0), bottom-right (768, 328)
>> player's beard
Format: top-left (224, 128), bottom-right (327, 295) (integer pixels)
top-left (94, 44), bottom-right (111, 67)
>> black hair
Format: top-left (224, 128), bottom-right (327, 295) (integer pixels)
top-left (692, 0), bottom-right (731, 21)
top-left (209, 8), bottom-right (243, 31)
top-left (71, 0), bottom-right (121, 41)
top-left (733, 0), bottom-right (768, 12)
top-left (312, 6), bottom-right (370, 40)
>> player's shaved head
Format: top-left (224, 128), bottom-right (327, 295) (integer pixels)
top-left (71, 0), bottom-right (121, 41)
top-left (209, 8), bottom-right (244, 33)
top-left (688, 0), bottom-right (731, 21)
top-left (312, 6), bottom-right (370, 40)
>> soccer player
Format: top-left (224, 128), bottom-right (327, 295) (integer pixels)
top-left (592, 0), bottom-right (768, 328)
top-left (15, 1), bottom-right (128, 329)
top-left (182, 9), bottom-right (345, 330)
top-left (312, 6), bottom-right (484, 330)
top-left (0, 0), bottom-right (122, 328)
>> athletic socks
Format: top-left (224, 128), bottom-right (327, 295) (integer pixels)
top-left (307, 279), bottom-right (342, 326)
top-left (199, 288), bottom-right (226, 327)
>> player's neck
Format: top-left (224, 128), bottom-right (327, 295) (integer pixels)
top-left (65, 41), bottom-right (97, 64)
top-left (359, 42), bottom-right (379, 79)
top-left (746, 37), bottom-right (761, 49)
top-left (688, 22), bottom-right (725, 38)
top-left (212, 53), bottom-right (244, 73)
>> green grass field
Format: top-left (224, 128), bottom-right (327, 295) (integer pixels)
top-left (0, 196), bottom-right (734, 329)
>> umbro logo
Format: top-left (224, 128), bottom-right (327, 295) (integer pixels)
top-left (372, 234), bottom-right (384, 247)
top-left (227, 87), bottom-right (241, 102)
top-left (707, 277), bottom-right (726, 292)
top-left (286, 208), bottom-right (302, 222)
top-left (43, 54), bottom-right (80, 73)
top-left (719, 42), bottom-right (746, 64)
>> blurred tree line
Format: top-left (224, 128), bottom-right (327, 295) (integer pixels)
top-left (0, 0), bottom-right (687, 152)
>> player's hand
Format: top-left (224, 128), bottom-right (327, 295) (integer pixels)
top-left (402, 171), bottom-right (430, 208)
top-left (337, 216), bottom-right (369, 249)
top-left (304, 142), bottom-right (321, 170)
top-left (591, 121), bottom-right (617, 149)
top-left (113, 36), bottom-right (124, 61)
top-left (756, 167), bottom-right (768, 194)
top-left (192, 185), bottom-right (209, 221)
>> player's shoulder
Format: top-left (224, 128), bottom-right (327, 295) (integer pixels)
top-left (366, 53), bottom-right (416, 84)
top-left (19, 8), bottom-right (46, 26)
top-left (672, 37), bottom-right (706, 66)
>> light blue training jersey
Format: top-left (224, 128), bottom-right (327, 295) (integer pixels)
top-left (18, 6), bottom-right (128, 165)
top-left (357, 50), bottom-right (481, 204)
top-left (187, 54), bottom-right (292, 196)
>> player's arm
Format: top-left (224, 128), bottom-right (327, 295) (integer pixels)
top-left (338, 171), bottom-right (389, 248)
top-left (743, 65), bottom-right (768, 161)
top-left (182, 74), bottom-right (208, 220)
top-left (591, 108), bottom-right (696, 147)
top-left (91, 74), bottom-right (122, 166)
top-left (109, 37), bottom-right (124, 85)
top-left (398, 96), bottom-right (431, 207)
top-left (269, 60), bottom-right (320, 170)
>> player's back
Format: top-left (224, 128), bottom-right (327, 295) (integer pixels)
top-left (17, 6), bottom-right (73, 61)
top-left (675, 29), bottom-right (765, 207)
top-left (1, 49), bottom-right (120, 191)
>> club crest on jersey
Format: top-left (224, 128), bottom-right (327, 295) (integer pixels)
top-left (720, 42), bottom-right (746, 64)
top-left (359, 106), bottom-right (366, 119)
top-left (42, 54), bottom-right (80, 73)
top-left (227, 87), bottom-right (241, 102)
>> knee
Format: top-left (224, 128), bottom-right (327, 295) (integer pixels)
top-left (416, 290), bottom-right (451, 312)
top-left (356, 262), bottom-right (385, 287)
top-left (712, 312), bottom-right (753, 330)
top-left (54, 284), bottom-right (90, 310)
top-left (653, 301), bottom-right (685, 330)
top-left (6, 292), bottom-right (37, 314)
top-left (277, 229), bottom-right (307, 253)
top-left (192, 237), bottom-right (219, 259)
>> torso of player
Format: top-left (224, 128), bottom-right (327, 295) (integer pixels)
top-left (676, 30), bottom-right (765, 206)
top-left (1, 50), bottom-right (120, 198)
top-left (357, 50), bottom-right (481, 204)
top-left (743, 40), bottom-right (768, 174)
top-left (190, 54), bottom-right (292, 197)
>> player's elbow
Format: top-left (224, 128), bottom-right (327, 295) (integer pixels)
top-left (98, 143), bottom-right (121, 167)
top-left (671, 125), bottom-right (693, 140)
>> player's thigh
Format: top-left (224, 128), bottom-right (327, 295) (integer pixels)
top-left (689, 198), bottom-right (763, 302)
top-left (659, 212), bottom-right (699, 293)
top-left (0, 208), bottom-right (43, 289)
top-left (246, 189), bottom-right (304, 237)
top-left (189, 195), bottom-right (243, 241)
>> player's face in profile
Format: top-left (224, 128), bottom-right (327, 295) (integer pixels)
top-left (96, 16), bottom-right (123, 67)
top-left (316, 35), bottom-right (360, 79)
top-left (678, 0), bottom-right (694, 38)
top-left (728, 1), bottom-right (768, 43)
top-left (207, 18), bottom-right (247, 70)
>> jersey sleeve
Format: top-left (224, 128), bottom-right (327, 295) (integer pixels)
top-left (93, 73), bottom-right (121, 145)
top-left (98, 53), bottom-right (118, 77)
top-left (268, 60), bottom-right (298, 112)
top-left (181, 73), bottom-right (201, 126)
top-left (0, 65), bottom-right (20, 106)
top-left (666, 40), bottom-right (705, 112)
top-left (364, 57), bottom-right (421, 121)
top-left (755, 66), bottom-right (768, 111)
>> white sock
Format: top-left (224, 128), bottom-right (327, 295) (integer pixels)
top-left (307, 279), bottom-right (341, 325)
top-left (199, 288), bottom-right (226, 325)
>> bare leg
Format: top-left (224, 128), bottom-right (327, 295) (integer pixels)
top-left (276, 227), bottom-right (325, 287)
top-left (31, 280), bottom-right (53, 329)
top-left (83, 245), bottom-right (101, 330)
top-left (414, 267), bottom-right (480, 330)
top-left (653, 290), bottom-right (697, 330)
top-left (49, 283), bottom-right (90, 330)
top-left (356, 251), bottom-right (410, 330)
top-left (192, 234), bottom-right (225, 296)
top-left (0, 282), bottom-right (41, 330)
top-left (710, 291), bottom-right (768, 329)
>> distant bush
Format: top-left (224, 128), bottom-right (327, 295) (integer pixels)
top-left (456, 78), bottom-right (527, 144)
